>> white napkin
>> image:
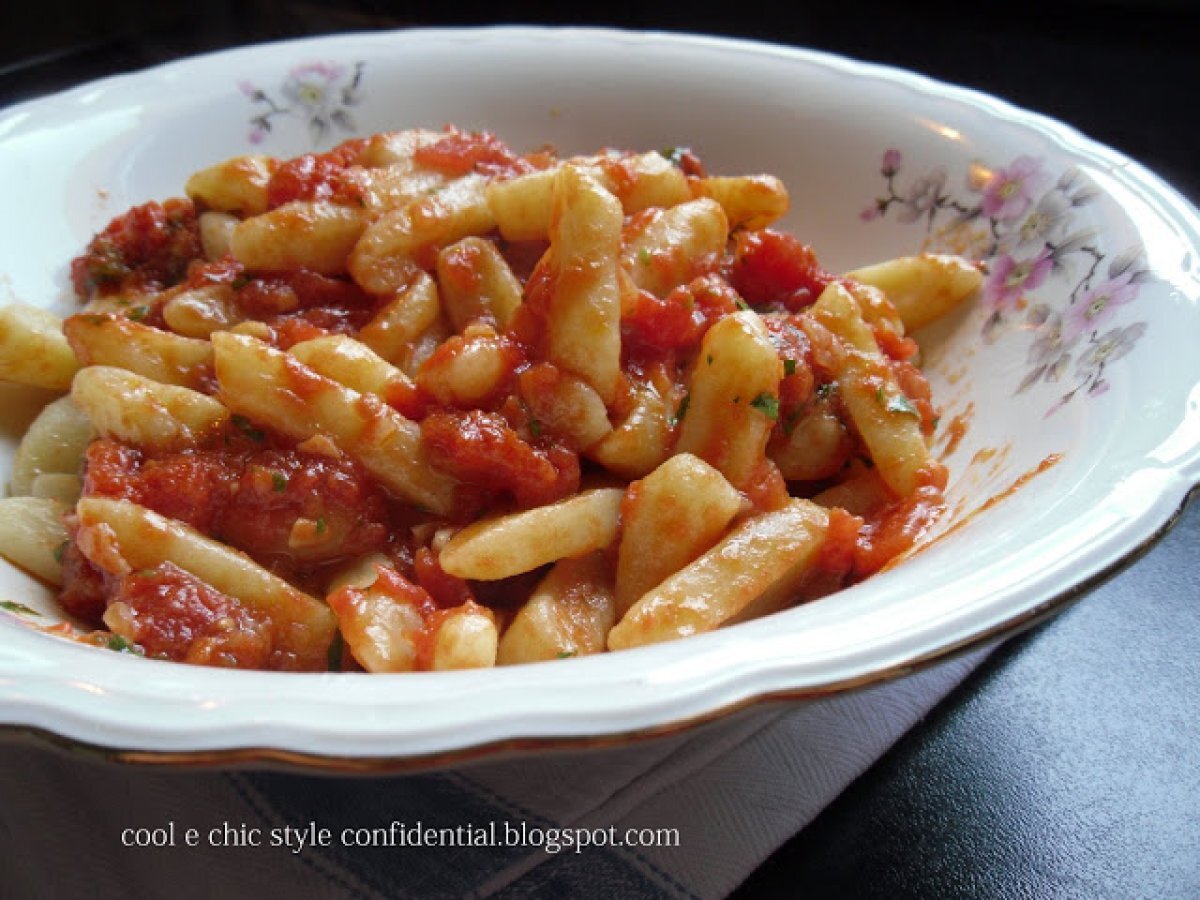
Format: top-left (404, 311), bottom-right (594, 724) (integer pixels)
top-left (0, 646), bottom-right (988, 899)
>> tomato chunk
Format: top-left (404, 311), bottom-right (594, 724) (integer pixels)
top-left (727, 230), bottom-right (832, 310)
top-left (413, 129), bottom-right (533, 178)
top-left (890, 359), bottom-right (938, 436)
top-left (236, 270), bottom-right (381, 346)
top-left (622, 274), bottom-right (742, 369)
top-left (265, 139), bottom-right (369, 208)
top-left (82, 439), bottom-right (391, 571)
top-left (58, 541), bottom-right (111, 627)
top-left (763, 315), bottom-right (817, 418)
top-left (421, 410), bottom-right (580, 509)
top-left (854, 485), bottom-right (946, 578)
top-left (414, 547), bottom-right (475, 609)
top-left (819, 506), bottom-right (865, 580)
top-left (71, 199), bottom-right (201, 298)
top-left (113, 562), bottom-right (272, 667)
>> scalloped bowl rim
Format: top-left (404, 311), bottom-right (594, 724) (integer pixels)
top-left (0, 26), bottom-right (1197, 765)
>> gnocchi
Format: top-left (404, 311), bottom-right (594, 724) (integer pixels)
top-left (0, 126), bottom-right (975, 671)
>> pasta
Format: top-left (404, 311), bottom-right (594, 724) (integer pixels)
top-left (0, 127), bottom-right (980, 672)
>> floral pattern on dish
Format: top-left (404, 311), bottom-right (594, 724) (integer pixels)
top-left (240, 62), bottom-right (365, 146)
top-left (863, 150), bottom-right (1151, 415)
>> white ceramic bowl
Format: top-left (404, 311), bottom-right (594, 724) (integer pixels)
top-left (1, 27), bottom-right (1197, 769)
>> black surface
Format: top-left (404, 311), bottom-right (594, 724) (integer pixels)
top-left (3, 3), bottom-right (1199, 897)
top-left (733, 501), bottom-right (1200, 899)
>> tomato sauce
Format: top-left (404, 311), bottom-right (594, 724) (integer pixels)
top-left (673, 147), bottom-right (707, 178)
top-left (889, 359), bottom-right (938, 435)
top-left (726, 230), bottom-right (832, 310)
top-left (763, 315), bottom-right (817, 421)
top-left (815, 461), bottom-right (948, 583)
top-left (265, 138), bottom-right (370, 208)
top-left (497, 239), bottom-right (549, 282)
top-left (874, 325), bottom-right (919, 362)
top-left (413, 129), bottom-right (534, 179)
top-left (71, 199), bottom-right (201, 299)
top-left (185, 255), bottom-right (243, 288)
top-left (421, 410), bottom-right (580, 510)
top-left (623, 275), bottom-right (734, 352)
top-left (82, 437), bottom-right (392, 576)
top-left (57, 540), bottom-right (112, 627)
top-left (741, 458), bottom-right (791, 512)
top-left (852, 485), bottom-right (947, 578)
top-left (114, 562), bottom-right (273, 667)
top-left (877, 454), bottom-right (1061, 573)
top-left (817, 506), bottom-right (865, 581)
top-left (183, 259), bottom-right (384, 346)
top-left (413, 547), bottom-right (475, 609)
top-left (238, 271), bottom-right (384, 347)
top-left (53, 134), bottom-right (970, 672)
top-left (347, 564), bottom-right (437, 616)
top-left (240, 269), bottom-right (378, 315)
top-left (505, 256), bottom-right (552, 357)
top-left (939, 404), bottom-right (975, 459)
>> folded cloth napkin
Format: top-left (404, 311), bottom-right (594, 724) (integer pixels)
top-left (0, 646), bottom-right (988, 900)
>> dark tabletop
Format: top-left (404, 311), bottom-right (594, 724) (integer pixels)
top-left (3, 2), bottom-right (1198, 896)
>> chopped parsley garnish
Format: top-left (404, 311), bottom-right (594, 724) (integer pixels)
top-left (0, 601), bottom-right (41, 617)
top-left (750, 393), bottom-right (780, 420)
top-left (886, 394), bottom-right (921, 417)
top-left (106, 634), bottom-right (144, 655)
top-left (637, 247), bottom-right (652, 266)
top-left (783, 358), bottom-right (797, 377)
top-left (231, 414), bottom-right (265, 442)
top-left (53, 541), bottom-right (69, 564)
top-left (556, 650), bottom-right (577, 659)
top-left (669, 393), bottom-right (690, 427)
top-left (735, 298), bottom-right (751, 311)
top-left (877, 386), bottom-right (920, 417)
top-left (271, 472), bottom-right (288, 493)
top-left (816, 382), bottom-right (837, 400)
top-left (315, 517), bottom-right (327, 535)
top-left (659, 146), bottom-right (687, 168)
top-left (528, 418), bottom-right (543, 438)
top-left (128, 305), bottom-right (149, 321)
top-left (87, 245), bottom-right (129, 284)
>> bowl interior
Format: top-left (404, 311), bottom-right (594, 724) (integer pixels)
top-left (0, 28), bottom-right (1197, 758)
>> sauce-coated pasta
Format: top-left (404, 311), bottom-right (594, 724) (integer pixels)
top-left (0, 128), bottom-right (982, 671)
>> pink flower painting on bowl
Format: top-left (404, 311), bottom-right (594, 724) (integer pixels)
top-left (240, 61), bottom-right (365, 146)
top-left (1062, 272), bottom-right (1139, 344)
top-left (981, 249), bottom-right (1054, 311)
top-left (864, 149), bottom-right (1151, 414)
top-left (978, 156), bottom-right (1049, 222)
